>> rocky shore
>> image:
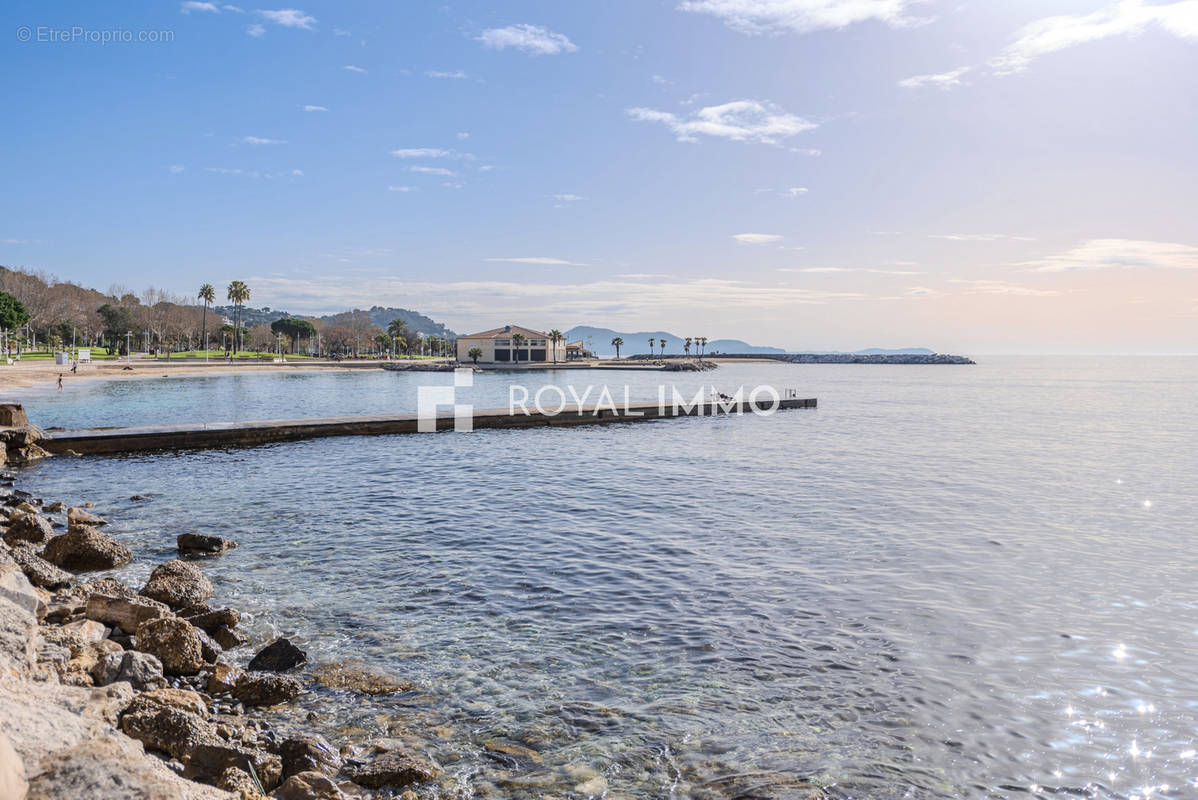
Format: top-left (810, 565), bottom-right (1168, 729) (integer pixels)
top-left (0, 417), bottom-right (447, 799)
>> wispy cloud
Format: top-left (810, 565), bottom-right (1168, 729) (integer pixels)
top-left (387, 185), bottom-right (418, 192)
top-left (898, 66), bottom-right (971, 89)
top-left (929, 233), bottom-right (1036, 242)
top-left (951, 279), bottom-right (1063, 296)
top-left (457, 132), bottom-right (470, 140)
top-left (409, 166), bottom-right (455, 176)
top-left (628, 100), bottom-right (816, 145)
top-left (677, 0), bottom-right (924, 35)
top-left (343, 65), bottom-right (367, 73)
top-left (992, 0), bottom-right (1198, 74)
top-left (475, 24), bottom-right (578, 55)
top-left (486, 257), bottom-right (584, 265)
top-left (390, 148), bottom-right (455, 159)
top-left (168, 165), bottom-right (186, 174)
top-left (783, 267), bottom-right (925, 275)
top-left (204, 167), bottom-right (303, 179)
top-left (256, 8), bottom-right (316, 29)
top-left (882, 286), bottom-right (946, 300)
top-left (302, 104), bottom-right (327, 112)
top-left (181, 1), bottom-right (220, 13)
top-left (426, 70), bottom-right (468, 79)
top-left (246, 23), bottom-right (265, 36)
top-left (241, 135), bottom-right (286, 145)
top-left (552, 193), bottom-right (585, 207)
top-left (782, 186), bottom-right (808, 197)
top-left (733, 233), bottom-right (783, 245)
top-left (1020, 239), bottom-right (1198, 272)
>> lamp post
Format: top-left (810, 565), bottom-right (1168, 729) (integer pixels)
top-left (125, 331), bottom-right (132, 363)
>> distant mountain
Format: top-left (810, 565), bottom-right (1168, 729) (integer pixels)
top-left (565, 325), bottom-right (937, 357)
top-left (214, 305), bottom-right (455, 338)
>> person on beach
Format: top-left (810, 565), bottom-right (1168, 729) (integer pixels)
top-left (57, 374), bottom-right (63, 391)
top-left (71, 360), bottom-right (78, 374)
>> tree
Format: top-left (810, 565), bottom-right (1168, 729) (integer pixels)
top-left (0, 291), bottom-right (30, 333)
top-left (700, 336), bottom-right (708, 357)
top-left (659, 338), bottom-right (668, 357)
top-left (610, 336), bottom-right (623, 359)
top-left (648, 337), bottom-right (655, 357)
top-left (270, 317), bottom-right (317, 354)
top-left (226, 281), bottom-right (250, 352)
top-left (198, 284), bottom-right (215, 352)
top-left (548, 328), bottom-right (564, 365)
top-left (684, 337), bottom-right (692, 356)
top-left (511, 332), bottom-right (526, 364)
top-left (97, 303), bottom-right (136, 355)
top-left (468, 346), bottom-right (482, 364)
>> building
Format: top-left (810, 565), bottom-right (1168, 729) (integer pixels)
top-left (565, 340), bottom-right (593, 360)
top-left (455, 324), bottom-right (567, 364)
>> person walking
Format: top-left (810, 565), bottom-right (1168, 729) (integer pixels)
top-left (57, 374), bottom-right (64, 392)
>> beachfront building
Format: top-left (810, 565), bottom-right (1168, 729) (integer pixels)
top-left (456, 324), bottom-right (567, 364)
top-left (565, 340), bottom-right (593, 360)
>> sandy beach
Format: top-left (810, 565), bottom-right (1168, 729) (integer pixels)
top-left (0, 359), bottom-right (387, 393)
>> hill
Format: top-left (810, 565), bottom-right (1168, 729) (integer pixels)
top-left (214, 305), bottom-right (455, 338)
top-left (565, 325), bottom-right (936, 357)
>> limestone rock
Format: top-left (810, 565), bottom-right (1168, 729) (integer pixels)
top-left (139, 560), bottom-right (213, 610)
top-left (344, 750), bottom-right (443, 789)
top-left (247, 637), bottom-right (306, 672)
top-left (67, 507), bottom-right (107, 527)
top-left (92, 650), bottom-right (166, 689)
top-left (134, 617), bottom-right (205, 675)
top-left (184, 742), bottom-right (282, 791)
top-left (3, 512), bottom-right (54, 545)
top-left (312, 661), bottom-right (411, 695)
top-left (0, 733), bottom-right (27, 800)
top-left (213, 624), bottom-right (248, 650)
top-left (62, 617), bottom-right (108, 644)
top-left (281, 735), bottom-right (341, 780)
top-left (85, 592), bottom-right (170, 631)
top-left (208, 662), bottom-right (247, 695)
top-left (42, 527), bottom-right (132, 571)
top-left (274, 770), bottom-right (348, 800)
top-left (177, 533), bottom-right (238, 556)
top-left (127, 687), bottom-right (209, 717)
top-left (120, 704), bottom-right (215, 760)
top-left (7, 542), bottom-right (73, 590)
top-left (232, 672), bottom-right (301, 707)
top-left (216, 766), bottom-right (260, 796)
top-left (185, 606), bottom-right (240, 634)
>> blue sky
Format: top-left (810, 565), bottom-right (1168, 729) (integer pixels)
top-left (2, 0), bottom-right (1197, 353)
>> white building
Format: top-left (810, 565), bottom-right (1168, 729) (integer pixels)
top-left (455, 324), bottom-right (567, 364)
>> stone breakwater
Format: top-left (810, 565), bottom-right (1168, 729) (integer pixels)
top-left (0, 474), bottom-right (446, 800)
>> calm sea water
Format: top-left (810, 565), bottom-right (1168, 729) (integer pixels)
top-left (8, 358), bottom-right (1198, 799)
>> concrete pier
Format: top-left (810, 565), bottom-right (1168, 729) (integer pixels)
top-left (41, 397), bottom-right (816, 456)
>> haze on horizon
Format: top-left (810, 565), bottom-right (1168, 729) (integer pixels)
top-left (2, 0), bottom-right (1197, 355)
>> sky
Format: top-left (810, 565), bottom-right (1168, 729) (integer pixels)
top-left (2, 0), bottom-right (1197, 354)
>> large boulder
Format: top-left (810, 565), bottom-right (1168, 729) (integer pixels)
top-left (134, 617), bottom-right (205, 675)
top-left (66, 507), bottom-right (106, 526)
top-left (0, 733), bottom-right (27, 800)
top-left (184, 742), bottom-right (283, 792)
top-left (7, 542), bottom-right (73, 590)
top-left (281, 735), bottom-right (341, 780)
top-left (3, 512), bottom-right (54, 545)
top-left (42, 528), bottom-right (132, 571)
top-left (232, 672), bottom-right (302, 707)
top-left (183, 606), bottom-right (240, 635)
top-left (119, 704), bottom-right (215, 760)
top-left (247, 637), bottom-right (306, 672)
top-left (274, 770), bottom-right (349, 800)
top-left (343, 750), bottom-right (443, 790)
top-left (91, 650), bottom-right (165, 689)
top-left (212, 624), bottom-right (247, 650)
top-left (207, 662), bottom-right (247, 695)
top-left (177, 533), bottom-right (237, 556)
top-left (139, 560), bottom-right (213, 609)
top-left (126, 687), bottom-right (208, 717)
top-left (85, 593), bottom-right (170, 632)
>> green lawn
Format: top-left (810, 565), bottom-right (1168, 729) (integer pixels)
top-left (157, 350), bottom-right (320, 360)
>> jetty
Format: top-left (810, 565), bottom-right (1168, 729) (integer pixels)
top-left (39, 397), bottom-right (817, 456)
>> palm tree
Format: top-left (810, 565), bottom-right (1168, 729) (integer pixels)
top-left (548, 329), bottom-right (564, 365)
top-left (659, 338), bottom-right (668, 357)
top-left (684, 337), bottom-right (692, 356)
top-left (611, 336), bottom-right (623, 359)
top-left (198, 284), bottom-right (215, 354)
top-left (511, 332), bottom-right (526, 365)
top-left (648, 337), bottom-right (655, 358)
top-left (698, 337), bottom-right (707, 357)
top-left (468, 346), bottom-right (483, 364)
top-left (226, 281), bottom-right (250, 353)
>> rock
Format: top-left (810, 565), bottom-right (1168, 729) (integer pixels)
top-left (134, 617), bottom-right (205, 675)
top-left (274, 771), bottom-right (348, 800)
top-left (120, 704), bottom-right (215, 760)
top-left (7, 542), bottom-right (73, 589)
top-left (247, 637), bottom-right (306, 672)
top-left (213, 624), bottom-right (248, 650)
top-left (0, 733), bottom-right (26, 800)
top-left (61, 617), bottom-right (108, 644)
top-left (184, 742), bottom-right (282, 791)
top-left (42, 527), bottom-right (132, 571)
top-left (127, 687), bottom-right (209, 717)
top-left (281, 735), bottom-right (341, 780)
top-left (194, 627), bottom-right (222, 664)
top-left (67, 507), bottom-right (107, 527)
top-left (177, 533), bottom-right (237, 556)
top-left (312, 661), bottom-right (412, 695)
top-left (184, 606), bottom-right (241, 634)
top-left (91, 649), bottom-right (165, 689)
top-left (139, 559), bottom-right (213, 609)
top-left (344, 750), bottom-right (443, 789)
top-left (42, 501), bottom-right (66, 513)
top-left (130, 495), bottom-right (149, 501)
top-left (208, 662), bottom-right (248, 695)
top-left (232, 673), bottom-right (301, 707)
top-left (216, 765), bottom-right (260, 796)
top-left (85, 593), bottom-right (170, 631)
top-left (0, 404), bottom-right (29, 427)
top-left (3, 511), bottom-right (54, 545)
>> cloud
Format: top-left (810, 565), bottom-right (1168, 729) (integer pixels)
top-left (303, 104), bottom-right (327, 112)
top-left (486, 257), bottom-right (584, 265)
top-left (677, 0), bottom-right (923, 35)
top-left (343, 65), bottom-right (367, 73)
top-left (733, 233), bottom-right (783, 245)
top-left (1020, 238), bottom-right (1198, 272)
top-left (457, 132), bottom-right (470, 140)
top-left (333, 27), bottom-right (351, 36)
top-left (241, 135), bottom-right (286, 145)
top-left (898, 66), bottom-right (971, 89)
top-left (929, 233), bottom-right (1036, 242)
top-left (992, 0), bottom-right (1198, 74)
top-left (387, 185), bottom-right (418, 192)
top-left (203, 167), bottom-right (302, 179)
top-left (882, 286), bottom-right (946, 300)
top-left (390, 148), bottom-right (453, 159)
top-left (627, 100), bottom-right (816, 145)
top-left (256, 8), bottom-right (316, 29)
top-left (409, 166), bottom-right (455, 176)
top-left (181, 1), bottom-right (220, 13)
top-left (552, 194), bottom-right (585, 207)
top-left (950, 279), bottom-right (1063, 296)
top-left (782, 186), bottom-right (808, 197)
top-left (784, 267), bottom-right (924, 275)
top-left (475, 24), bottom-right (578, 55)
top-left (168, 165), bottom-right (186, 173)
top-left (426, 70), bottom-right (468, 79)
top-left (246, 22), bottom-right (265, 36)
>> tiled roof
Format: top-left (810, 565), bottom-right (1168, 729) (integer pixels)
top-left (459, 324), bottom-right (550, 340)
